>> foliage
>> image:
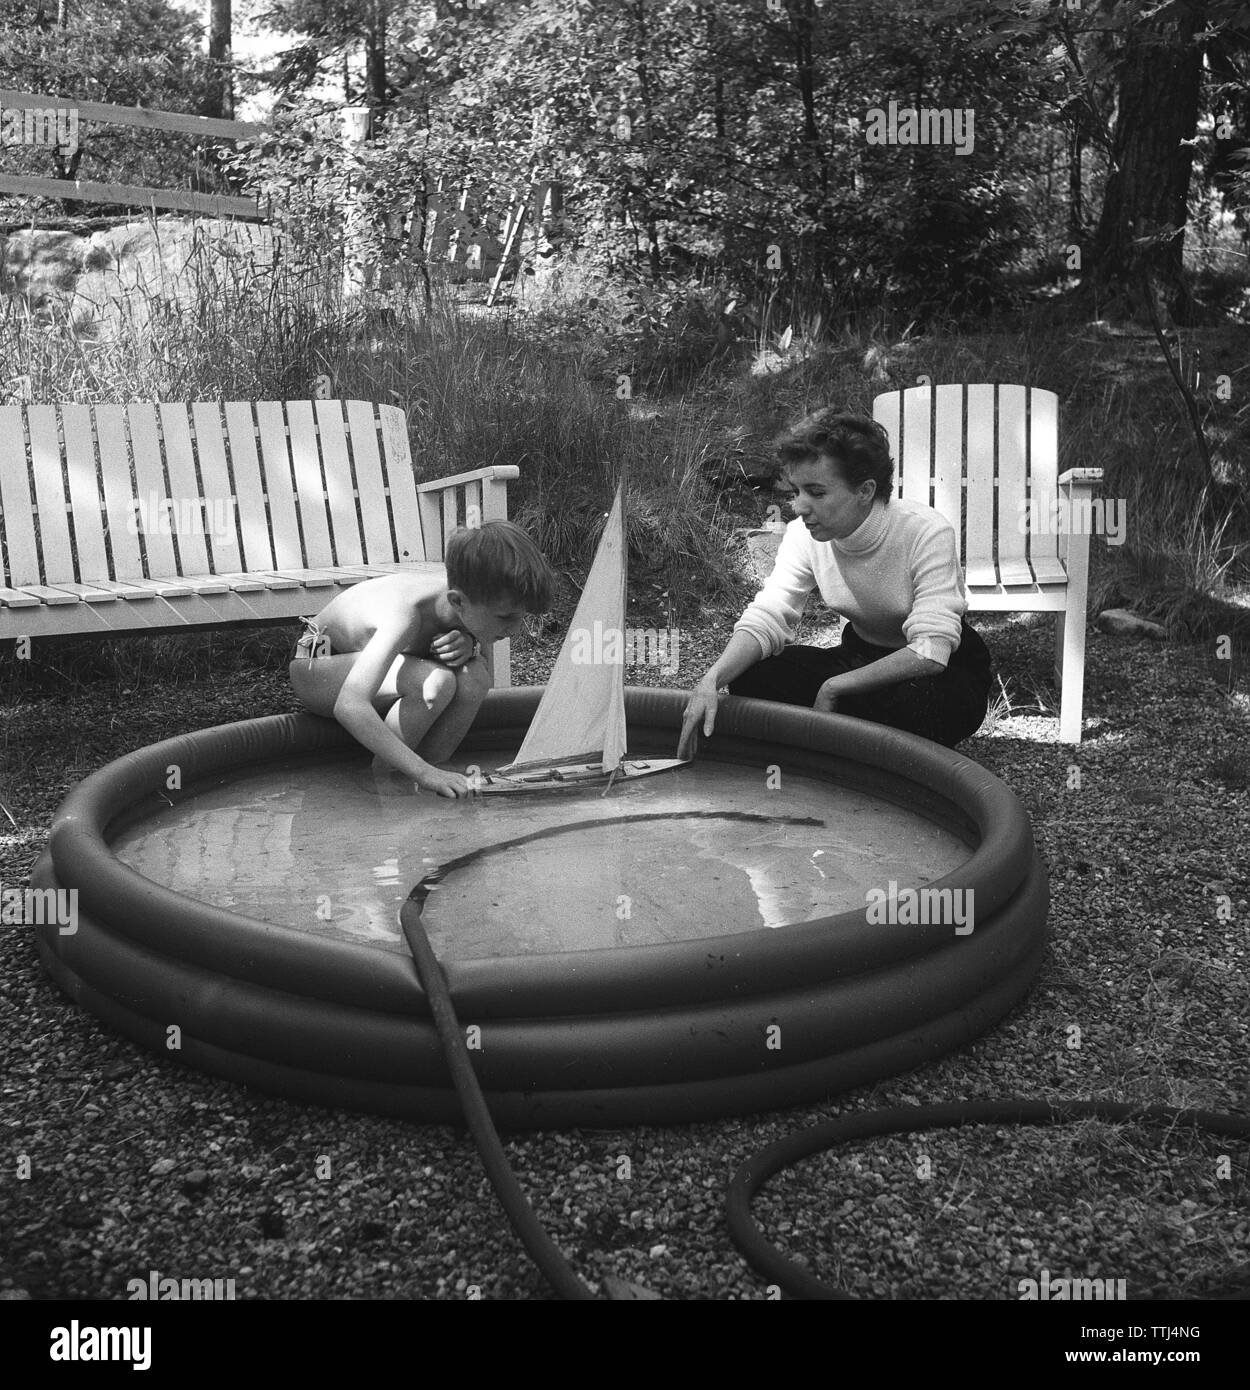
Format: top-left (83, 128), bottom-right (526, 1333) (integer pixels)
top-left (7, 0), bottom-right (1250, 314)
top-left (213, 1), bottom-right (1073, 318)
top-left (0, 0), bottom-right (220, 205)
top-left (0, 218), bottom-right (737, 597)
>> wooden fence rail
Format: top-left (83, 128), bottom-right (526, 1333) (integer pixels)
top-left (0, 89), bottom-right (551, 299)
top-left (0, 87), bottom-right (266, 219)
top-left (0, 88), bottom-right (266, 140)
top-left (0, 171), bottom-right (260, 219)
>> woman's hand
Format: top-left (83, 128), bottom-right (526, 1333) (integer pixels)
top-left (415, 766), bottom-right (474, 799)
top-left (678, 680), bottom-right (720, 759)
top-left (430, 629), bottom-right (476, 669)
top-left (813, 680), bottom-right (841, 714)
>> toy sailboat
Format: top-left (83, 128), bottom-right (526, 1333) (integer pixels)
top-left (472, 484), bottom-right (688, 795)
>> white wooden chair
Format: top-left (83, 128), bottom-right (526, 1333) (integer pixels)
top-left (0, 399), bottom-right (518, 685)
top-left (872, 384), bottom-right (1102, 742)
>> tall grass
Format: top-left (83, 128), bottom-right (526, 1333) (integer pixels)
top-left (1089, 475), bottom-right (1250, 638)
top-left (1, 217), bottom-right (337, 403)
top-left (2, 213), bottom-right (1246, 687)
top-left (0, 219), bottom-right (738, 614)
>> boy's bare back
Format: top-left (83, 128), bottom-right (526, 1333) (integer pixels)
top-left (309, 571), bottom-right (449, 659)
top-left (289, 520), bottom-right (556, 798)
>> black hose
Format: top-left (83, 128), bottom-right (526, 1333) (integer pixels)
top-left (404, 890), bottom-right (1250, 1303)
top-left (403, 876), bottom-right (1249, 1302)
top-left (400, 906), bottom-right (598, 1301)
top-left (725, 1099), bottom-right (1250, 1300)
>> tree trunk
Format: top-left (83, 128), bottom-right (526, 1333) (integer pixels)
top-left (789, 0), bottom-right (830, 251)
top-left (624, 2), bottom-right (664, 277)
top-left (1089, 2), bottom-right (1205, 323)
top-left (788, 0), bottom-right (819, 145)
top-left (699, 3), bottom-right (725, 139)
top-left (366, 1), bottom-right (389, 110)
top-left (1068, 126), bottom-right (1084, 243)
top-left (205, 0), bottom-right (233, 120)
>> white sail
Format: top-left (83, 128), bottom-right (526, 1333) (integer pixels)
top-left (502, 486), bottom-right (628, 774)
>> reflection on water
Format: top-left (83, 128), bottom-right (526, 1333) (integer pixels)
top-left (112, 754), bottom-right (969, 960)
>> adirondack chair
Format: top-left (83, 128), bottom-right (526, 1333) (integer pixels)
top-left (0, 400), bottom-right (519, 686)
top-left (872, 384), bottom-right (1102, 743)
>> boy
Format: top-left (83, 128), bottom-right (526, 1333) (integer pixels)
top-left (290, 520), bottom-right (555, 798)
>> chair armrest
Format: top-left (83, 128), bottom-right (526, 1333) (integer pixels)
top-left (1054, 468), bottom-right (1103, 572)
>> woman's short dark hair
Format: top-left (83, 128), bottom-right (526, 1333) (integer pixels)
top-left (773, 409), bottom-right (896, 503)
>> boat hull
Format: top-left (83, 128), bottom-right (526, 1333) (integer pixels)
top-left (474, 757), bottom-right (688, 795)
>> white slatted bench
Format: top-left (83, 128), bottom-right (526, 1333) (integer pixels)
top-left (872, 384), bottom-right (1103, 743)
top-left (0, 400), bottom-right (519, 686)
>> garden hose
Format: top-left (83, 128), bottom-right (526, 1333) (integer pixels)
top-left (725, 1099), bottom-right (1250, 1300)
top-left (400, 908), bottom-right (597, 1300)
top-left (404, 899), bottom-right (1250, 1301)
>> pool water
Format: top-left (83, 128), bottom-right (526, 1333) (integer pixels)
top-left (112, 755), bottom-right (969, 960)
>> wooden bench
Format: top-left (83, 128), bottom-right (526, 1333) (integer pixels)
top-left (872, 384), bottom-right (1102, 743)
top-left (0, 399), bottom-right (519, 686)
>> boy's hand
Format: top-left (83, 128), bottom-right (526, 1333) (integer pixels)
top-left (430, 629), bottom-right (477, 668)
top-left (415, 767), bottom-right (475, 799)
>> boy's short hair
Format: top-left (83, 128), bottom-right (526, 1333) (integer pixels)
top-left (772, 409), bottom-right (896, 503)
top-left (445, 520), bottom-right (556, 611)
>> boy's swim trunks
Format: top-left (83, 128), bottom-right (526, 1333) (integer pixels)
top-left (294, 615), bottom-right (332, 666)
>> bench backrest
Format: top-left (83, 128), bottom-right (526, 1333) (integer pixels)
top-left (0, 400), bottom-right (445, 588)
top-left (872, 384), bottom-right (1062, 587)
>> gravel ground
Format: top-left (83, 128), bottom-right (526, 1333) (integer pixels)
top-left (1, 607), bottom-right (1248, 1301)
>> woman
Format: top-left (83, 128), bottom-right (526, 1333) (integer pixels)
top-left (678, 409), bottom-right (993, 755)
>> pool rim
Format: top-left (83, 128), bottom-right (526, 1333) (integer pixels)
top-left (41, 688), bottom-right (1035, 1018)
top-left (33, 687), bottom-right (1049, 1127)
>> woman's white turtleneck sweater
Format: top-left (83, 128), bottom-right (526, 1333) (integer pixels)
top-left (733, 498), bottom-right (968, 668)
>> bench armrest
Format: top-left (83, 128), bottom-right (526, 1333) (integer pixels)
top-left (416, 464), bottom-right (521, 493)
top-left (1057, 467), bottom-right (1103, 488)
top-left (415, 463), bottom-right (520, 569)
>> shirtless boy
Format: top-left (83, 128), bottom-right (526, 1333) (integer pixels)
top-left (289, 521), bottom-right (556, 798)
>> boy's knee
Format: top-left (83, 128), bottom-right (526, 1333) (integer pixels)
top-left (456, 655), bottom-right (492, 700)
top-left (421, 665), bottom-right (458, 709)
